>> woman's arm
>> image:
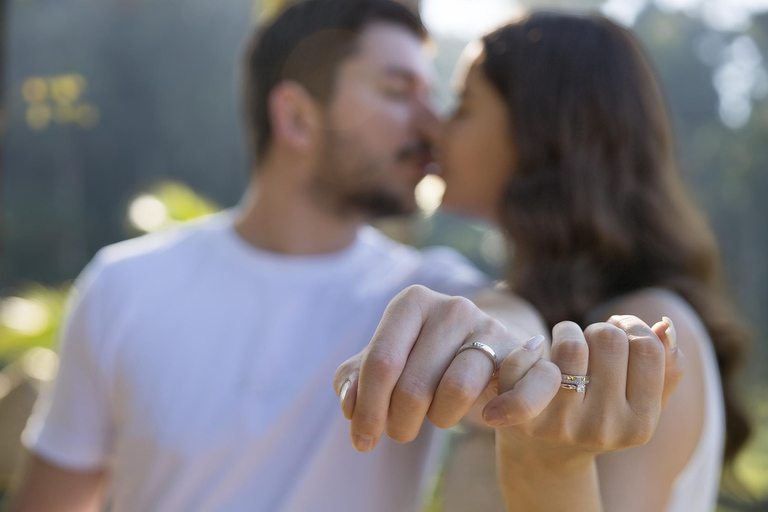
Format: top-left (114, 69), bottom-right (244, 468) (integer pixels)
top-left (489, 316), bottom-right (684, 512)
top-left (593, 289), bottom-right (707, 512)
top-left (497, 440), bottom-right (603, 512)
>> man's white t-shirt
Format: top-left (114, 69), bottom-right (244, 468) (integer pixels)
top-left (22, 210), bottom-right (489, 512)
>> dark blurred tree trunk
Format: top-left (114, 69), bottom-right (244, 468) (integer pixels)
top-left (0, 0), bottom-right (7, 252)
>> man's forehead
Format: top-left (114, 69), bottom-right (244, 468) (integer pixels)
top-left (355, 22), bottom-right (436, 87)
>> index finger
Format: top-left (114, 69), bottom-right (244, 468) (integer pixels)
top-left (350, 286), bottom-right (434, 452)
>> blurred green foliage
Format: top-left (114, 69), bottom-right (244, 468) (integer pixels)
top-left (0, 181), bottom-right (221, 366)
top-left (0, 284), bottom-right (69, 362)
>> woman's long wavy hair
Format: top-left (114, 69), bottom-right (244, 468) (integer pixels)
top-left (483, 12), bottom-right (751, 464)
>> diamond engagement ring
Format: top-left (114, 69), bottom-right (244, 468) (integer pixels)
top-left (455, 341), bottom-right (499, 377)
top-left (560, 373), bottom-right (590, 393)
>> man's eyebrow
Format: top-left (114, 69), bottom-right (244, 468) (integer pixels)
top-left (383, 65), bottom-right (438, 97)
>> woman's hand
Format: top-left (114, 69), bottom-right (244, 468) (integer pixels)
top-left (489, 316), bottom-right (684, 463)
top-left (490, 316), bottom-right (685, 512)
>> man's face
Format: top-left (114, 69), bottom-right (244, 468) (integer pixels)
top-left (310, 22), bottom-right (438, 218)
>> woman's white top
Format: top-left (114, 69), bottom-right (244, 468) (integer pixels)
top-left (664, 308), bottom-right (726, 512)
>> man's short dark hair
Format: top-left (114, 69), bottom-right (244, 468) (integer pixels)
top-left (243, 0), bottom-right (427, 163)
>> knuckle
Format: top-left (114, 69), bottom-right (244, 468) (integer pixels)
top-left (629, 336), bottom-right (665, 362)
top-left (500, 351), bottom-right (532, 373)
top-left (552, 338), bottom-right (589, 365)
top-left (476, 317), bottom-right (507, 338)
top-left (585, 324), bottom-right (627, 350)
top-left (446, 296), bottom-right (476, 320)
top-left (621, 414), bottom-right (657, 447)
top-left (392, 373), bottom-right (432, 413)
top-left (402, 284), bottom-right (431, 301)
top-left (439, 371), bottom-right (479, 405)
top-left (555, 320), bottom-right (581, 331)
top-left (511, 393), bottom-right (539, 423)
top-left (363, 349), bottom-right (401, 381)
top-left (398, 285), bottom-right (433, 310)
top-left (578, 425), bottom-right (613, 451)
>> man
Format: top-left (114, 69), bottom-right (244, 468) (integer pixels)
top-left (5, 1), bottom-right (530, 510)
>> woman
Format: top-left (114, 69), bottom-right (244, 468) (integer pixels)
top-left (437, 11), bottom-right (751, 512)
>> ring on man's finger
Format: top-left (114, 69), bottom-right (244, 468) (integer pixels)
top-left (455, 342), bottom-right (499, 377)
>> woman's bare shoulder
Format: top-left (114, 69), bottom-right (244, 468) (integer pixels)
top-left (592, 288), bottom-right (706, 334)
top-left (595, 287), bottom-right (711, 511)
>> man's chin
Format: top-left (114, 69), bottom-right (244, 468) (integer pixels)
top-left (342, 192), bottom-right (415, 219)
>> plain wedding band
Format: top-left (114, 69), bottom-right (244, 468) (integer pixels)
top-left (455, 341), bottom-right (500, 377)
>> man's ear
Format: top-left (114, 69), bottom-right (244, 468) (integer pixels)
top-left (268, 81), bottom-right (321, 152)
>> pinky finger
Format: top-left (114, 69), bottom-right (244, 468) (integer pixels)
top-left (482, 359), bottom-right (561, 427)
top-left (652, 318), bottom-right (686, 413)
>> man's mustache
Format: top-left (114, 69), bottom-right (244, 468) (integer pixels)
top-left (397, 141), bottom-right (434, 162)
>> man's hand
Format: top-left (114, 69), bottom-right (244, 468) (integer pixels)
top-left (333, 285), bottom-right (540, 452)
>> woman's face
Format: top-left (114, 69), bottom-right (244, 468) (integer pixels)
top-left (438, 46), bottom-right (516, 222)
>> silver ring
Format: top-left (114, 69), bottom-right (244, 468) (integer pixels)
top-left (455, 342), bottom-right (499, 377)
top-left (560, 374), bottom-right (589, 393)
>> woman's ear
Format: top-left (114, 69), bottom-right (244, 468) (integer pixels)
top-left (268, 81), bottom-right (321, 152)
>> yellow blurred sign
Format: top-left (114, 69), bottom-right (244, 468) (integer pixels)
top-left (21, 74), bottom-right (99, 131)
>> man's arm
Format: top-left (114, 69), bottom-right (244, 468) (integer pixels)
top-left (4, 452), bottom-right (106, 512)
top-left (6, 255), bottom-right (114, 512)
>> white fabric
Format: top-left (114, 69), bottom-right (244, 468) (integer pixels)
top-left (22, 210), bottom-right (490, 512)
top-left (664, 309), bottom-right (726, 512)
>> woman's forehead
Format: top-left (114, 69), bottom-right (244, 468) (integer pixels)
top-left (452, 40), bottom-right (485, 92)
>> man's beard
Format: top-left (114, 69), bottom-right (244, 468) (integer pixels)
top-left (310, 130), bottom-right (414, 219)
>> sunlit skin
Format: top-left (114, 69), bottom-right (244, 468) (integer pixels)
top-left (235, 22), bottom-right (441, 256)
top-left (439, 45), bottom-right (516, 221)
top-left (311, 23), bottom-right (441, 215)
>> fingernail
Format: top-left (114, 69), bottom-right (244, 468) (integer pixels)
top-left (484, 407), bottom-right (507, 427)
top-left (662, 317), bottom-right (678, 352)
top-left (523, 335), bottom-right (545, 351)
top-left (340, 379), bottom-right (351, 411)
top-left (352, 433), bottom-right (374, 452)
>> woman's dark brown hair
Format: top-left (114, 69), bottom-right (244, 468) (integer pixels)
top-left (482, 12), bottom-right (751, 464)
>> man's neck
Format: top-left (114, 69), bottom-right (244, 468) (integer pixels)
top-left (234, 176), bottom-right (363, 256)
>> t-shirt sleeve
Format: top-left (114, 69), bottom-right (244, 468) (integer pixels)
top-left (416, 246), bottom-right (491, 298)
top-left (21, 254), bottom-right (114, 470)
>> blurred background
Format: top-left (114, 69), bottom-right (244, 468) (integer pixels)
top-left (0, 0), bottom-right (766, 510)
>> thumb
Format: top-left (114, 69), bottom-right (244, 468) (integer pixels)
top-left (334, 352), bottom-right (363, 420)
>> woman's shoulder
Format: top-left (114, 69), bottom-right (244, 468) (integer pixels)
top-left (591, 287), bottom-right (709, 341)
top-left (594, 287), bottom-right (717, 508)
